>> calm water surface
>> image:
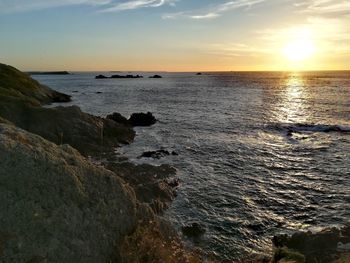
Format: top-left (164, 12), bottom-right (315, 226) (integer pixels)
top-left (34, 71), bottom-right (350, 261)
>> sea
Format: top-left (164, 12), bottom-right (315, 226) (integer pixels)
top-left (33, 71), bottom-right (350, 261)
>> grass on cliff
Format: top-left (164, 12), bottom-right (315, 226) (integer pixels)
top-left (0, 63), bottom-right (52, 104)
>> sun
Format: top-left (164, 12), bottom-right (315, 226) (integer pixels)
top-left (283, 38), bottom-right (315, 62)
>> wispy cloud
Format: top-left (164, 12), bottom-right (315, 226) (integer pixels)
top-left (295, 0), bottom-right (350, 17)
top-left (0, 0), bottom-right (111, 13)
top-left (0, 0), bottom-right (176, 14)
top-left (162, 0), bottom-right (265, 20)
top-left (101, 0), bottom-right (177, 12)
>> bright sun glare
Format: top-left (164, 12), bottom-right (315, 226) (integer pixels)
top-left (283, 38), bottom-right (315, 62)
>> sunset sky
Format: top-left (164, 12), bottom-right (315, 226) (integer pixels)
top-left (0, 0), bottom-right (349, 71)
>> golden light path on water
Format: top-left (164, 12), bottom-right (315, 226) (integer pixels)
top-left (274, 74), bottom-right (310, 124)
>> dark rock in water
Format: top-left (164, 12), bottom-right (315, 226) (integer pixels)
top-left (129, 112), bottom-right (157, 127)
top-left (106, 112), bottom-right (130, 126)
top-left (95, 74), bottom-right (108, 79)
top-left (96, 91), bottom-right (103, 94)
top-left (111, 74), bottom-right (143, 79)
top-left (196, 72), bottom-right (202, 75)
top-left (149, 75), bottom-right (162, 78)
top-left (182, 223), bottom-right (206, 238)
top-left (140, 149), bottom-right (178, 159)
top-left (272, 225), bottom-right (350, 263)
top-left (28, 71), bottom-right (70, 75)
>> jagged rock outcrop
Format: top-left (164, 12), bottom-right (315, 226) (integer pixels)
top-left (272, 225), bottom-right (350, 263)
top-left (105, 161), bottom-right (178, 214)
top-left (0, 64), bottom-right (135, 156)
top-left (0, 123), bottom-right (138, 262)
top-left (128, 112), bottom-right (157, 127)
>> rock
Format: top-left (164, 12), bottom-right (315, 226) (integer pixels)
top-left (272, 225), bottom-right (350, 263)
top-left (110, 74), bottom-right (143, 79)
top-left (149, 75), bottom-right (162, 79)
top-left (196, 72), bottom-right (202, 75)
top-left (140, 149), bottom-right (178, 159)
top-left (129, 112), bottom-right (157, 127)
top-left (105, 161), bottom-right (177, 214)
top-left (0, 63), bottom-right (71, 105)
top-left (27, 71), bottom-right (70, 75)
top-left (95, 74), bottom-right (108, 79)
top-left (140, 149), bottom-right (170, 159)
top-left (0, 64), bottom-right (135, 156)
top-left (182, 223), bottom-right (206, 238)
top-left (0, 104), bottom-right (135, 156)
top-left (106, 112), bottom-right (130, 126)
top-left (0, 123), bottom-right (138, 262)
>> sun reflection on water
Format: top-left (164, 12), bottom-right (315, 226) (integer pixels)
top-left (275, 74), bottom-right (310, 123)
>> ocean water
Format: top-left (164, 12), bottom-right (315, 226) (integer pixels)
top-left (34, 71), bottom-right (350, 261)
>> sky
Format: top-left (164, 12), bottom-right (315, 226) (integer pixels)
top-left (0, 0), bottom-right (349, 71)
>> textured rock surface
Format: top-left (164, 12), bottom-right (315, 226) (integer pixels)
top-left (105, 161), bottom-right (178, 214)
top-left (0, 63), bottom-right (70, 105)
top-left (0, 104), bottom-right (135, 156)
top-left (0, 123), bottom-right (138, 262)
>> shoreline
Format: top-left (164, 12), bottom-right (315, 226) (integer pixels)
top-left (0, 63), bottom-right (349, 262)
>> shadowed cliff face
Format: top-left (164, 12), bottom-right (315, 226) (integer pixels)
top-left (0, 63), bottom-right (135, 155)
top-left (0, 64), bottom-right (201, 263)
top-left (0, 123), bottom-right (138, 262)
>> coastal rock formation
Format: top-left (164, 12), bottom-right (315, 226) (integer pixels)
top-left (0, 64), bottom-right (135, 155)
top-left (149, 75), bottom-right (162, 79)
top-left (272, 225), bottom-right (350, 263)
top-left (128, 112), bottom-right (157, 127)
top-left (140, 149), bottom-right (178, 159)
top-left (0, 63), bottom-right (71, 104)
top-left (111, 74), bottom-right (143, 79)
top-left (105, 161), bottom-right (178, 214)
top-left (95, 74), bottom-right (143, 79)
top-left (106, 112), bottom-right (130, 126)
top-left (0, 123), bottom-right (138, 262)
top-left (28, 71), bottom-right (70, 75)
top-left (0, 63), bottom-right (203, 263)
top-left (95, 74), bottom-right (108, 79)
top-left (182, 223), bottom-right (206, 238)
top-left (0, 104), bottom-right (135, 156)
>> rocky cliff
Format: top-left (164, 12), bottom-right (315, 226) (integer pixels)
top-left (0, 64), bottom-right (197, 262)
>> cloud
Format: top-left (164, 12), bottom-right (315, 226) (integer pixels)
top-left (295, 0), bottom-right (350, 17)
top-left (0, 0), bottom-right (176, 14)
top-left (100, 0), bottom-right (177, 12)
top-left (0, 0), bottom-right (113, 13)
top-left (162, 0), bottom-right (265, 20)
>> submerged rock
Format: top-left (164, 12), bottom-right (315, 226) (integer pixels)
top-left (0, 123), bottom-right (138, 262)
top-left (129, 112), bottom-right (157, 127)
top-left (182, 223), bottom-right (206, 238)
top-left (140, 149), bottom-right (178, 159)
